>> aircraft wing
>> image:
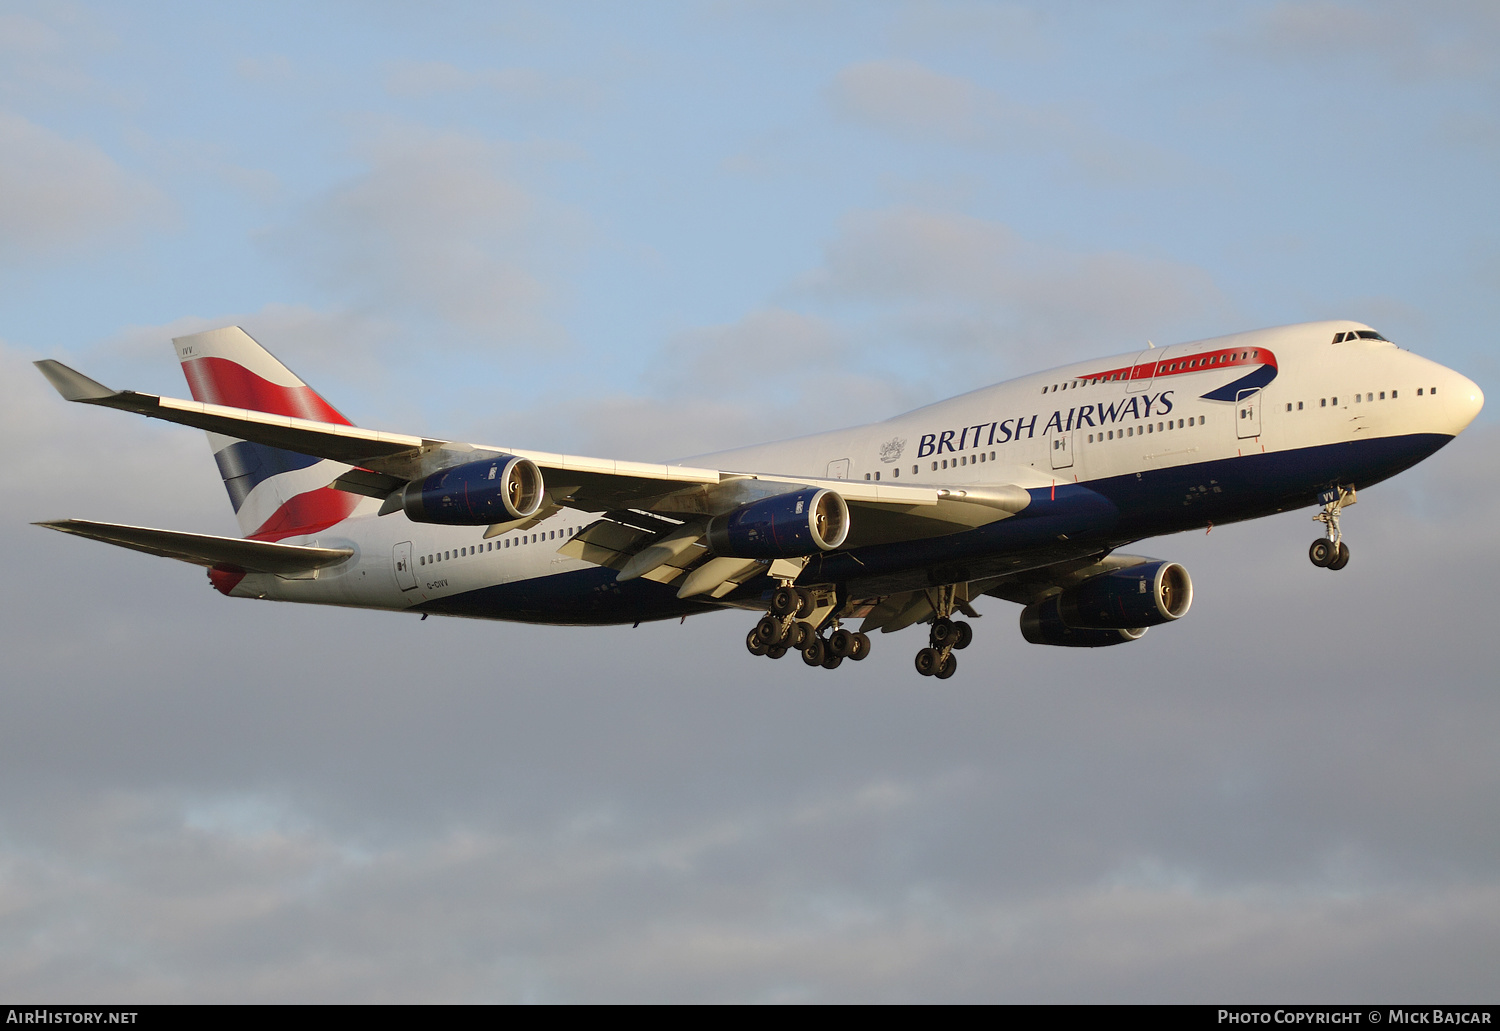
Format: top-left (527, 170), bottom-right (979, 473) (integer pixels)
top-left (35, 519), bottom-right (353, 575)
top-left (35, 359), bottom-right (1026, 522)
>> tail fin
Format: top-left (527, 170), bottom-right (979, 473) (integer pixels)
top-left (173, 327), bottom-right (362, 541)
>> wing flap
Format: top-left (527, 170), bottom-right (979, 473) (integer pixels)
top-left (35, 519), bottom-right (353, 575)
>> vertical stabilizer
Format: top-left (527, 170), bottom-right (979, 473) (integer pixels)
top-left (173, 327), bottom-right (362, 540)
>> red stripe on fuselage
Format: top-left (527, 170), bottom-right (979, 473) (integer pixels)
top-left (1074, 347), bottom-right (1280, 387)
top-left (181, 356), bottom-right (353, 425)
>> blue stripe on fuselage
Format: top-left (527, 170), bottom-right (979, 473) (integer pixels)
top-left (413, 432), bottom-right (1455, 625)
top-left (1199, 363), bottom-right (1278, 402)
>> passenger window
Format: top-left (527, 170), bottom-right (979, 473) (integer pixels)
top-left (1298, 402), bottom-right (1304, 410)
top-left (1366, 393), bottom-right (1373, 402)
top-left (989, 451), bottom-right (995, 460)
top-left (1431, 386), bottom-right (1437, 394)
top-left (1355, 394), bottom-right (1361, 403)
top-left (875, 471), bottom-right (881, 480)
top-left (1332, 397), bottom-right (1338, 405)
top-left (1417, 388), bottom-right (1423, 395)
top-left (1391, 390), bottom-right (1397, 399)
top-left (1379, 392), bottom-right (1385, 400)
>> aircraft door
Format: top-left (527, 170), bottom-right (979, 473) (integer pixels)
top-left (826, 458), bottom-right (851, 480)
top-left (1049, 430), bottom-right (1075, 470)
top-left (393, 541), bottom-right (418, 591)
top-left (1126, 346), bottom-right (1166, 393)
top-left (1236, 388), bottom-right (1262, 440)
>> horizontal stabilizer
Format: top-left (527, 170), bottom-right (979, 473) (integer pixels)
top-left (35, 519), bottom-right (353, 575)
top-left (34, 360), bottom-right (118, 402)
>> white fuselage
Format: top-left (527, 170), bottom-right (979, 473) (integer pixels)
top-left (227, 320), bottom-right (1484, 621)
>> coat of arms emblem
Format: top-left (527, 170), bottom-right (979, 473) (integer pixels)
top-left (879, 437), bottom-right (906, 464)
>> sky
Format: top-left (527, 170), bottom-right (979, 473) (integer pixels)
top-left (1, 0), bottom-right (1498, 1003)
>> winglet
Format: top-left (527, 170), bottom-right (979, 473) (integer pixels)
top-left (34, 360), bottom-right (119, 402)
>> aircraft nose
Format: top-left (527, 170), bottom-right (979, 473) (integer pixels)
top-left (1451, 372), bottom-right (1484, 433)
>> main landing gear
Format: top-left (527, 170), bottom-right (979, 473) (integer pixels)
top-left (913, 584), bottom-right (974, 680)
top-left (1309, 486), bottom-right (1356, 571)
top-left (744, 585), bottom-right (871, 671)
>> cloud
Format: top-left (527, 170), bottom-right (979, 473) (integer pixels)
top-left (5, 349), bottom-right (1498, 999)
top-left (0, 111), bottom-right (167, 260)
top-left (269, 123), bottom-right (585, 343)
top-left (1233, 1), bottom-right (1500, 81)
top-left (828, 60), bottom-right (1178, 184)
top-left (801, 208), bottom-right (1230, 363)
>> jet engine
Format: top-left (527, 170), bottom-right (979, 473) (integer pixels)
top-left (400, 455), bottom-right (545, 526)
top-left (1018, 561), bottom-right (1192, 647)
top-left (707, 488), bottom-right (850, 559)
top-left (1019, 596), bottom-right (1149, 647)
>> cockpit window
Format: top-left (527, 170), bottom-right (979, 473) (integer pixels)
top-left (1333, 330), bottom-right (1391, 343)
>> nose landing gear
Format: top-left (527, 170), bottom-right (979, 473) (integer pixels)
top-left (1309, 486), bottom-right (1355, 571)
top-left (913, 586), bottom-right (975, 679)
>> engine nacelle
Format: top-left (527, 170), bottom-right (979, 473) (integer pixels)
top-left (1019, 596), bottom-right (1148, 648)
top-left (1053, 561), bottom-right (1193, 629)
top-left (706, 488), bottom-right (850, 559)
top-left (401, 455), bottom-right (545, 526)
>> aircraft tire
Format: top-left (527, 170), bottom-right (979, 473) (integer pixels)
top-left (952, 621), bottom-right (973, 650)
top-left (794, 588), bottom-right (816, 619)
top-left (766, 643), bottom-right (788, 660)
top-left (915, 647), bottom-right (939, 676)
top-left (849, 632), bottom-right (871, 661)
top-left (821, 652), bottom-right (843, 670)
top-left (756, 615), bottom-right (782, 644)
top-left (1329, 542), bottom-right (1351, 570)
top-left (828, 628), bottom-right (853, 658)
top-left (746, 629), bottom-right (768, 656)
top-left (771, 587), bottom-right (799, 617)
top-left (931, 618), bottom-right (956, 646)
top-left (790, 622), bottom-right (813, 649)
top-left (1309, 539), bottom-right (1335, 567)
top-left (935, 654), bottom-right (957, 679)
top-left (802, 637), bottom-right (827, 666)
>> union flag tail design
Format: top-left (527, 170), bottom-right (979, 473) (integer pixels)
top-left (172, 327), bottom-right (363, 541)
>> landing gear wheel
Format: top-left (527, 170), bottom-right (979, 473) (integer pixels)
top-left (951, 620), bottom-right (973, 650)
top-left (931, 618), bottom-right (956, 647)
top-left (1328, 541), bottom-right (1350, 570)
top-left (746, 629), bottom-right (768, 656)
top-left (821, 652), bottom-right (844, 670)
top-left (915, 647), bottom-right (939, 677)
top-left (756, 615), bottom-right (783, 645)
top-left (794, 588), bottom-right (816, 620)
top-left (934, 653), bottom-right (957, 679)
top-left (1309, 539), bottom-right (1335, 567)
top-left (848, 632), bottom-right (871, 661)
top-left (801, 637), bottom-right (827, 667)
top-left (771, 586), bottom-right (799, 617)
top-left (828, 628), bottom-right (853, 658)
top-left (790, 622), bottom-right (814, 650)
top-left (766, 643), bottom-right (788, 660)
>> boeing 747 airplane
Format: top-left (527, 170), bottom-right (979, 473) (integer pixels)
top-left (35, 321), bottom-right (1483, 678)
